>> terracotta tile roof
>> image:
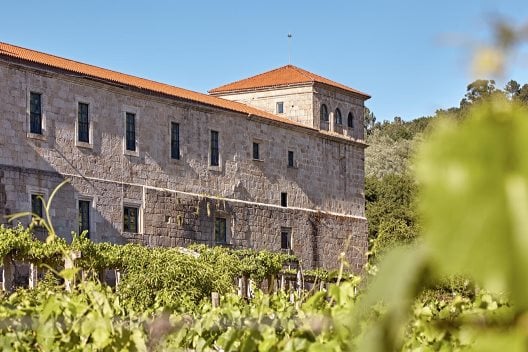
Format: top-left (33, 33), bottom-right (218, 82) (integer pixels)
top-left (209, 64), bottom-right (370, 99)
top-left (0, 42), bottom-right (310, 129)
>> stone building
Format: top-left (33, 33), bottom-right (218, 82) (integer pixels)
top-left (0, 42), bottom-right (370, 271)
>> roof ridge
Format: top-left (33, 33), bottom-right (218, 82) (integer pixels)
top-left (209, 65), bottom-right (291, 93)
top-left (288, 65), bottom-right (317, 83)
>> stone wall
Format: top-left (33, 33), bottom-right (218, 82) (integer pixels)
top-left (211, 85), bottom-right (315, 127)
top-left (0, 59), bottom-right (367, 271)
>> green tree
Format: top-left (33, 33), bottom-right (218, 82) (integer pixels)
top-left (505, 79), bottom-right (521, 99)
top-left (460, 79), bottom-right (500, 107)
top-left (364, 106), bottom-right (377, 136)
top-left (365, 174), bottom-right (418, 249)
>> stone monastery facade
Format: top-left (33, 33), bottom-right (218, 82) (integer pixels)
top-left (0, 42), bottom-right (370, 270)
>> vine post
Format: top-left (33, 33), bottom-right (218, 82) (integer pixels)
top-left (2, 254), bottom-right (13, 292)
top-left (29, 263), bottom-right (38, 288)
top-left (64, 250), bottom-right (81, 292)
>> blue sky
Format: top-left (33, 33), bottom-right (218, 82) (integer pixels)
top-left (1, 0), bottom-right (527, 122)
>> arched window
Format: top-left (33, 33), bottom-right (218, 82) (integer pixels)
top-left (335, 108), bottom-right (342, 125)
top-left (320, 104), bottom-right (329, 122)
top-left (347, 112), bottom-right (354, 129)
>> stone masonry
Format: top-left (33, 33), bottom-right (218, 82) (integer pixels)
top-left (0, 43), bottom-right (369, 271)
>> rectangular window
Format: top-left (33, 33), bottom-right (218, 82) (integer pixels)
top-left (214, 217), bottom-right (227, 244)
top-left (281, 192), bottom-right (288, 207)
top-left (252, 142), bottom-right (260, 160)
top-left (29, 92), bottom-right (42, 134)
top-left (125, 112), bottom-right (136, 151)
top-left (210, 130), bottom-right (219, 166)
top-left (78, 200), bottom-right (90, 236)
top-left (276, 101), bottom-right (284, 114)
top-left (288, 150), bottom-right (294, 167)
top-left (281, 228), bottom-right (291, 251)
top-left (78, 102), bottom-right (90, 143)
top-left (31, 194), bottom-right (43, 218)
top-left (171, 122), bottom-right (180, 160)
top-left (123, 206), bottom-right (139, 233)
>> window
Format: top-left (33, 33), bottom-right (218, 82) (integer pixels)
top-left (30, 92), bottom-right (42, 134)
top-left (210, 130), bottom-right (219, 166)
top-left (78, 200), bottom-right (90, 236)
top-left (288, 150), bottom-right (294, 168)
top-left (253, 142), bottom-right (260, 160)
top-left (123, 206), bottom-right (139, 233)
top-left (214, 217), bottom-right (227, 244)
top-left (78, 102), bottom-right (89, 143)
top-left (125, 112), bottom-right (136, 151)
top-left (281, 192), bottom-right (288, 207)
top-left (171, 122), bottom-right (180, 159)
top-left (348, 112), bottom-right (354, 128)
top-left (320, 104), bottom-right (329, 122)
top-left (276, 102), bottom-right (284, 114)
top-left (335, 108), bottom-right (342, 125)
top-left (281, 228), bottom-right (292, 251)
top-left (31, 194), bottom-right (43, 218)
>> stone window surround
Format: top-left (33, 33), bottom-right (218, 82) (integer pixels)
top-left (168, 118), bottom-right (183, 163)
top-left (76, 194), bottom-right (97, 238)
top-left (122, 199), bottom-right (143, 234)
top-left (252, 138), bottom-right (264, 162)
top-left (26, 186), bottom-right (49, 219)
top-left (276, 101), bottom-right (284, 114)
top-left (170, 116), bottom-right (185, 164)
top-left (26, 89), bottom-right (47, 141)
top-left (286, 146), bottom-right (298, 169)
top-left (347, 111), bottom-right (354, 129)
top-left (122, 105), bottom-right (140, 157)
top-left (74, 96), bottom-right (96, 149)
top-left (213, 212), bottom-right (232, 245)
top-left (280, 227), bottom-right (293, 252)
top-left (208, 127), bottom-right (222, 172)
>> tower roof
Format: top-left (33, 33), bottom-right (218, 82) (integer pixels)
top-left (209, 64), bottom-right (370, 99)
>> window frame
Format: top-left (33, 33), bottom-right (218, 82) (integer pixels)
top-left (276, 101), bottom-right (284, 114)
top-left (77, 102), bottom-right (90, 143)
top-left (347, 112), bottom-right (354, 129)
top-left (281, 192), bottom-right (288, 207)
top-left (78, 199), bottom-right (91, 237)
top-left (287, 150), bottom-right (294, 168)
top-left (170, 121), bottom-right (180, 160)
top-left (125, 112), bottom-right (136, 152)
top-left (27, 91), bottom-right (46, 140)
top-left (29, 92), bottom-right (42, 135)
top-left (280, 227), bottom-right (292, 252)
top-left (210, 129), bottom-right (220, 167)
top-left (335, 108), bottom-right (342, 125)
top-left (320, 104), bottom-right (329, 122)
top-left (214, 216), bottom-right (228, 244)
top-left (252, 141), bottom-right (260, 160)
top-left (123, 205), bottom-right (140, 234)
top-left (31, 194), bottom-right (44, 219)
top-left (123, 107), bottom-right (139, 156)
top-left (26, 186), bottom-right (48, 227)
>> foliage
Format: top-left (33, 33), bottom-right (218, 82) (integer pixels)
top-left (157, 281), bottom-right (361, 351)
top-left (0, 225), bottom-right (299, 312)
top-left (365, 174), bottom-right (418, 256)
top-left (355, 99), bottom-right (528, 351)
top-left (0, 281), bottom-right (147, 351)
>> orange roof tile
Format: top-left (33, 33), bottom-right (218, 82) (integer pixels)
top-left (209, 65), bottom-right (370, 99)
top-left (0, 42), bottom-right (310, 130)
